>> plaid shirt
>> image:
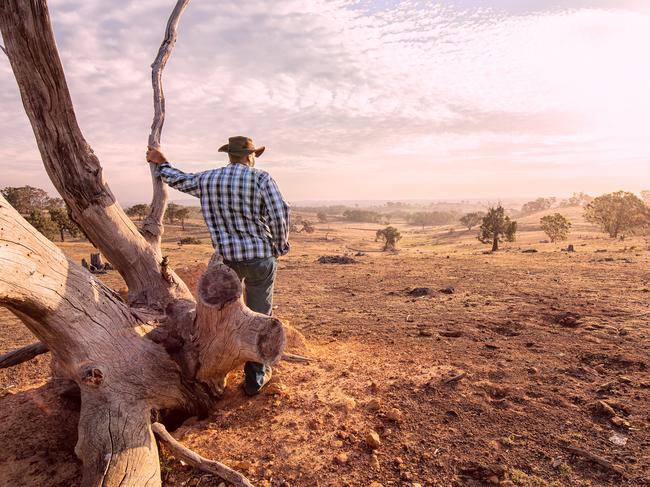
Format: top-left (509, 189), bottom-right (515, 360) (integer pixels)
top-left (157, 162), bottom-right (290, 261)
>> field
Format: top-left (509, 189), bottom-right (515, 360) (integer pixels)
top-left (1, 208), bottom-right (649, 487)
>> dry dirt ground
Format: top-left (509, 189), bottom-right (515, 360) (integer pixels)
top-left (1, 208), bottom-right (649, 487)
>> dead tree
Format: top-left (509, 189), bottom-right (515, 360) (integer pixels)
top-left (0, 1), bottom-right (286, 486)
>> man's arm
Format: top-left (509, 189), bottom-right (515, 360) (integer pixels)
top-left (146, 147), bottom-right (201, 197)
top-left (261, 175), bottom-right (290, 256)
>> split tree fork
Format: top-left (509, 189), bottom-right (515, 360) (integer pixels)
top-left (0, 1), bottom-right (297, 486)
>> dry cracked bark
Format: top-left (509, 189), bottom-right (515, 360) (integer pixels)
top-left (141, 0), bottom-right (191, 253)
top-left (0, 1), bottom-right (287, 486)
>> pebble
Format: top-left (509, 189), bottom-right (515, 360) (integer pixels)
top-left (611, 416), bottom-right (631, 428)
top-left (369, 482), bottom-right (384, 487)
top-left (371, 453), bottom-right (380, 469)
top-left (341, 397), bottom-right (357, 412)
top-left (367, 398), bottom-right (382, 411)
top-left (386, 407), bottom-right (403, 422)
top-left (265, 382), bottom-right (286, 395)
top-left (365, 429), bottom-right (381, 449)
top-left (335, 452), bottom-right (349, 465)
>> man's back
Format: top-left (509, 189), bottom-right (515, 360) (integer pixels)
top-left (158, 161), bottom-right (290, 262)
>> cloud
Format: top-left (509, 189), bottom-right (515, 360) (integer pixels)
top-left (1, 0), bottom-right (649, 202)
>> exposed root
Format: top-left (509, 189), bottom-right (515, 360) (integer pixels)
top-left (152, 422), bottom-right (254, 487)
top-left (281, 352), bottom-right (312, 363)
top-left (0, 341), bottom-right (49, 368)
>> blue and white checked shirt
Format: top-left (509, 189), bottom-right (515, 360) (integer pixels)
top-left (157, 162), bottom-right (290, 261)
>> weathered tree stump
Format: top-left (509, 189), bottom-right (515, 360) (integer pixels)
top-left (90, 252), bottom-right (104, 270)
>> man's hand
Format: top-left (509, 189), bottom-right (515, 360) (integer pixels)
top-left (146, 146), bottom-right (167, 165)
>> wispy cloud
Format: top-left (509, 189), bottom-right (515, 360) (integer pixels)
top-left (1, 0), bottom-right (649, 201)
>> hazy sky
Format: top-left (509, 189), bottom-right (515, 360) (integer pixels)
top-left (1, 0), bottom-right (649, 203)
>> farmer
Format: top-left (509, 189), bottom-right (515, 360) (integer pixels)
top-left (146, 136), bottom-right (290, 395)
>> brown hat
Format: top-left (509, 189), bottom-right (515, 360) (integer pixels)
top-left (218, 136), bottom-right (265, 157)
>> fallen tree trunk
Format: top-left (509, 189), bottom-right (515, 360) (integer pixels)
top-left (1, 194), bottom-right (285, 485)
top-left (0, 1), bottom-right (290, 486)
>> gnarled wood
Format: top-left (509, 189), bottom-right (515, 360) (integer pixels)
top-left (0, 0), bottom-right (192, 309)
top-left (0, 195), bottom-right (192, 486)
top-left (0, 1), bottom-right (296, 486)
top-left (0, 341), bottom-right (48, 368)
top-left (152, 423), bottom-right (254, 487)
top-left (194, 261), bottom-right (286, 396)
top-left (142, 0), bottom-right (191, 252)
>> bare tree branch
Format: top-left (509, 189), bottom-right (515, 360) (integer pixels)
top-left (142, 0), bottom-right (191, 253)
top-left (152, 423), bottom-right (254, 487)
top-left (0, 44), bottom-right (7, 55)
top-left (0, 341), bottom-right (48, 368)
top-left (0, 0), bottom-right (193, 308)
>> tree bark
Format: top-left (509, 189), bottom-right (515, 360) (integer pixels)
top-left (0, 195), bottom-right (190, 486)
top-left (0, 0), bottom-right (192, 309)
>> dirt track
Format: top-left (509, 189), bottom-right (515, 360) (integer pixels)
top-left (1, 219), bottom-right (649, 487)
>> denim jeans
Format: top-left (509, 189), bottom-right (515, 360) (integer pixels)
top-left (223, 256), bottom-right (277, 393)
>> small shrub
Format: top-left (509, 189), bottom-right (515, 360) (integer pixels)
top-left (179, 236), bottom-right (202, 245)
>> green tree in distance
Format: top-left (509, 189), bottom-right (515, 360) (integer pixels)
top-left (49, 206), bottom-right (81, 242)
top-left (460, 212), bottom-right (484, 230)
top-left (584, 191), bottom-right (649, 238)
top-left (478, 206), bottom-right (517, 251)
top-left (375, 226), bottom-right (402, 251)
top-left (1, 185), bottom-right (55, 214)
top-left (126, 204), bottom-right (149, 220)
top-left (540, 213), bottom-right (571, 242)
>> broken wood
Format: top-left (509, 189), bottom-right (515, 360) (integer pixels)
top-left (193, 260), bottom-right (286, 396)
top-left (566, 446), bottom-right (625, 476)
top-left (90, 252), bottom-right (104, 271)
top-left (0, 341), bottom-right (49, 368)
top-left (152, 422), bottom-right (254, 487)
top-left (443, 371), bottom-right (467, 384)
top-left (142, 0), bottom-right (191, 253)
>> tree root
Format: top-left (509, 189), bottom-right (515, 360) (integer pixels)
top-left (281, 352), bottom-right (312, 363)
top-left (0, 341), bottom-right (49, 368)
top-left (152, 422), bottom-right (254, 487)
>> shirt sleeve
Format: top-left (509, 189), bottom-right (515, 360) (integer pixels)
top-left (261, 175), bottom-right (291, 256)
top-left (156, 162), bottom-right (201, 197)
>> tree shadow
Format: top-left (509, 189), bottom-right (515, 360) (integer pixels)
top-left (0, 381), bottom-right (80, 487)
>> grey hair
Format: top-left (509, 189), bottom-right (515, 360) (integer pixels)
top-left (228, 153), bottom-right (255, 166)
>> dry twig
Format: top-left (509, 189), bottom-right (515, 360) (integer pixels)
top-left (152, 422), bottom-right (254, 487)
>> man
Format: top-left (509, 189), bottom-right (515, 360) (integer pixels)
top-left (146, 136), bottom-right (290, 395)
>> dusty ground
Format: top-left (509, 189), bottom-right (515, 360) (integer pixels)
top-left (1, 208), bottom-right (649, 487)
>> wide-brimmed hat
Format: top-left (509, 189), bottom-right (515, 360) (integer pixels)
top-left (218, 136), bottom-right (265, 157)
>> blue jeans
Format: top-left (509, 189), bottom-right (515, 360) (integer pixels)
top-left (223, 256), bottom-right (277, 393)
